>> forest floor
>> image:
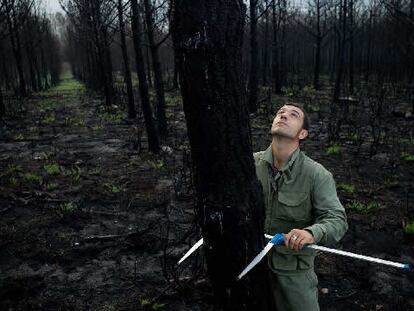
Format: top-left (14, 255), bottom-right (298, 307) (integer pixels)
top-left (1, 75), bottom-right (414, 311)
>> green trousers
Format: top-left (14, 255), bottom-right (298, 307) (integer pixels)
top-left (270, 269), bottom-right (320, 311)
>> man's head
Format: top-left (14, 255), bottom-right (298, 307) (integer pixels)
top-left (270, 102), bottom-right (310, 142)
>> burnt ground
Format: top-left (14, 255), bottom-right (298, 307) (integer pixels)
top-left (0, 76), bottom-right (414, 311)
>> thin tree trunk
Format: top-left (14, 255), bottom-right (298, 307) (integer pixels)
top-left (313, 0), bottom-right (321, 89)
top-left (333, 0), bottom-right (347, 103)
top-left (248, 0), bottom-right (259, 113)
top-left (173, 52), bottom-right (179, 89)
top-left (364, 9), bottom-right (372, 82)
top-left (349, 0), bottom-right (354, 94)
top-left (280, 0), bottom-right (287, 87)
top-left (6, 6), bottom-right (27, 97)
top-left (171, 1), bottom-right (274, 310)
top-left (0, 85), bottom-right (5, 118)
top-left (117, 0), bottom-right (136, 119)
top-left (131, 0), bottom-right (160, 153)
top-left (272, 0), bottom-right (281, 94)
top-left (143, 0), bottom-right (168, 137)
top-left (146, 46), bottom-right (152, 87)
top-left (262, 0), bottom-right (270, 86)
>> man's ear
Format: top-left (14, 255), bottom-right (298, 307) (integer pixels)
top-left (299, 129), bottom-right (308, 140)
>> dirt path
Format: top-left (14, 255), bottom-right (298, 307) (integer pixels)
top-left (1, 76), bottom-right (414, 310)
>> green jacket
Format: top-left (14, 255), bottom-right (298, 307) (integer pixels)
top-left (254, 145), bottom-right (348, 271)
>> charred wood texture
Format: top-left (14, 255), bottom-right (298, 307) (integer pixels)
top-left (171, 1), bottom-right (274, 310)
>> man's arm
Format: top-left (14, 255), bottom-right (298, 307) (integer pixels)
top-left (304, 167), bottom-right (348, 246)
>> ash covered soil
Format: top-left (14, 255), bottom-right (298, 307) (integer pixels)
top-left (1, 77), bottom-right (413, 310)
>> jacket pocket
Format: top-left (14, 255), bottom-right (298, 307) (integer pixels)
top-left (277, 191), bottom-right (310, 221)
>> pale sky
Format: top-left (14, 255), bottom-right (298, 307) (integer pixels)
top-left (44, 0), bottom-right (64, 13)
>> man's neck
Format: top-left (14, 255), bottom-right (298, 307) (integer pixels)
top-left (271, 136), bottom-right (300, 170)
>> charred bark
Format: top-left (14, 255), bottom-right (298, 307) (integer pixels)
top-left (117, 0), bottom-right (136, 119)
top-left (131, 0), bottom-right (160, 153)
top-left (143, 0), bottom-right (168, 137)
top-left (171, 0), bottom-right (274, 310)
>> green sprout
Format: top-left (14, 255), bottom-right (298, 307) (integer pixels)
top-left (404, 223), bottom-right (414, 235)
top-left (337, 183), bottom-right (356, 194)
top-left (326, 144), bottom-right (341, 155)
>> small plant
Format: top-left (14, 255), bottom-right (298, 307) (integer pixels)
top-left (8, 177), bottom-right (18, 186)
top-left (400, 152), bottom-right (414, 162)
top-left (346, 200), bottom-right (383, 214)
top-left (326, 144), bottom-right (341, 155)
top-left (104, 183), bottom-right (122, 193)
top-left (91, 125), bottom-right (104, 131)
top-left (102, 112), bottom-right (124, 123)
top-left (14, 133), bottom-right (24, 140)
top-left (101, 304), bottom-right (116, 311)
top-left (45, 182), bottom-right (59, 190)
top-left (89, 167), bottom-right (102, 176)
top-left (141, 298), bottom-right (165, 310)
top-left (44, 163), bottom-right (62, 175)
top-left (42, 115), bottom-right (56, 125)
top-left (147, 159), bottom-right (164, 169)
top-left (60, 202), bottom-right (78, 215)
top-left (23, 173), bottom-right (43, 185)
top-left (337, 183), bottom-right (356, 194)
top-left (64, 165), bottom-right (83, 181)
top-left (404, 223), bottom-right (414, 235)
top-left (365, 201), bottom-right (383, 211)
top-left (346, 200), bottom-right (365, 212)
top-left (383, 178), bottom-right (399, 188)
top-left (3, 164), bottom-right (22, 176)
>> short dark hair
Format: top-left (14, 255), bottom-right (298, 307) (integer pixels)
top-left (283, 101), bottom-right (310, 131)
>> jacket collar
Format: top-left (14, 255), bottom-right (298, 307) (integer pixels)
top-left (261, 144), bottom-right (302, 184)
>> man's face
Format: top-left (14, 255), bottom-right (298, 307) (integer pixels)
top-left (270, 105), bottom-right (308, 141)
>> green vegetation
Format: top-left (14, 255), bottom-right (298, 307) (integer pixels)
top-left (101, 304), bottom-right (116, 311)
top-left (45, 182), bottom-right (59, 190)
top-left (400, 152), bottom-right (414, 162)
top-left (404, 223), bottom-right (414, 235)
top-left (42, 115), bottom-right (56, 125)
top-left (141, 298), bottom-right (165, 310)
top-left (165, 95), bottom-right (181, 107)
top-left (346, 200), bottom-right (384, 214)
top-left (337, 183), bottom-right (356, 194)
top-left (63, 165), bottom-right (83, 182)
top-left (89, 167), bottom-right (102, 176)
top-left (35, 72), bottom-right (85, 97)
top-left (14, 133), bottom-right (24, 140)
top-left (59, 202), bottom-right (79, 215)
top-left (23, 172), bottom-right (43, 185)
top-left (104, 183), bottom-right (122, 193)
top-left (326, 143), bottom-right (341, 155)
top-left (3, 164), bottom-right (22, 176)
top-left (102, 112), bottom-right (124, 123)
top-left (146, 159), bottom-right (164, 169)
top-left (44, 163), bottom-right (62, 175)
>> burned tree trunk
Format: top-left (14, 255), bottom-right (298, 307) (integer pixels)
top-left (131, 0), bottom-right (160, 153)
top-left (171, 0), bottom-right (273, 310)
top-left (117, 0), bottom-right (136, 119)
top-left (333, 0), bottom-right (347, 103)
top-left (143, 0), bottom-right (168, 137)
top-left (248, 0), bottom-right (259, 113)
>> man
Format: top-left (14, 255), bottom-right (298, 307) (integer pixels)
top-left (253, 102), bottom-right (348, 311)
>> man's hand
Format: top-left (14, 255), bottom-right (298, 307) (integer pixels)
top-left (285, 229), bottom-right (315, 251)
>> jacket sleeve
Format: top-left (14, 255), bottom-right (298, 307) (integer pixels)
top-left (304, 165), bottom-right (348, 246)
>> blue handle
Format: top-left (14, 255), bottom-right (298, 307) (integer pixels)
top-left (270, 233), bottom-right (286, 245)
